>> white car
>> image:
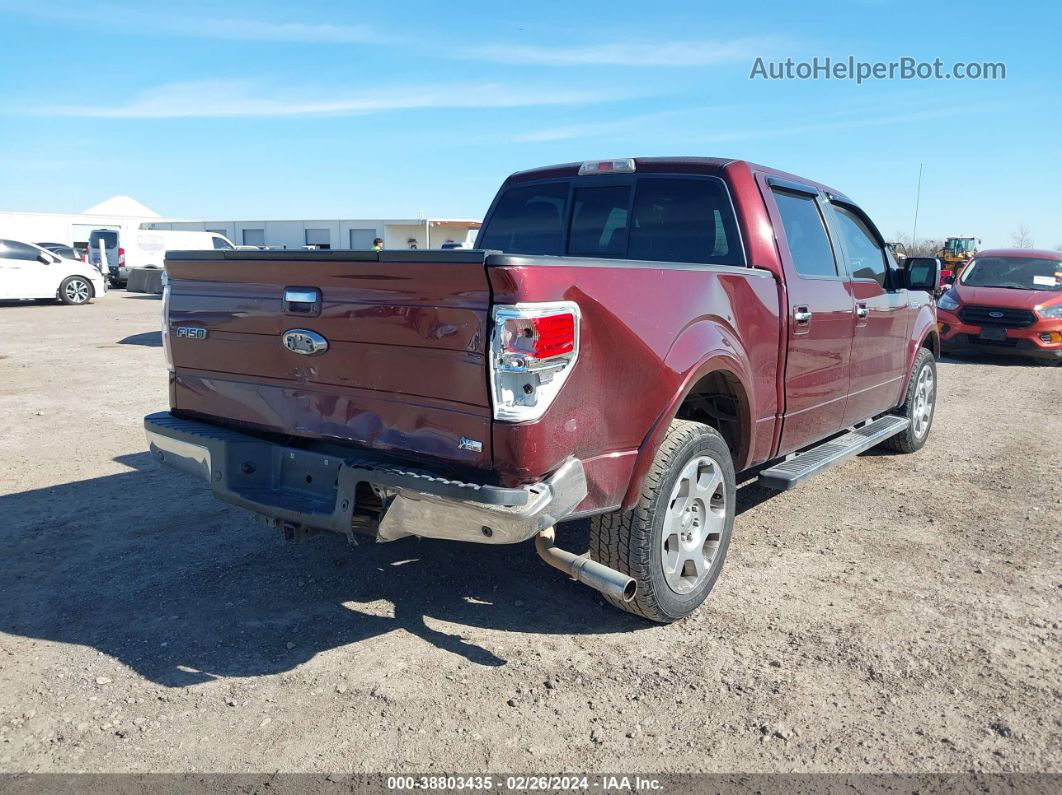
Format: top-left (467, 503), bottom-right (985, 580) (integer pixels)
top-left (0, 239), bottom-right (107, 305)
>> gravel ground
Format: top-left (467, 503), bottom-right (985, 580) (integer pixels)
top-left (0, 292), bottom-right (1059, 774)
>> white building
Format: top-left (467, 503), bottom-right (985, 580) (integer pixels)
top-left (0, 196), bottom-right (164, 253)
top-left (146, 217), bottom-right (481, 251)
top-left (0, 196), bottom-right (481, 253)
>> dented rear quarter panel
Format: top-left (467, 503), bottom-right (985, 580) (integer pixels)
top-left (488, 258), bottom-right (782, 512)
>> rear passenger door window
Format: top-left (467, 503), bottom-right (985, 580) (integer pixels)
top-left (568, 185), bottom-right (630, 258)
top-left (831, 205), bottom-right (887, 287)
top-left (771, 190), bottom-right (839, 278)
top-left (478, 182), bottom-right (569, 256)
top-left (628, 178), bottom-right (743, 265)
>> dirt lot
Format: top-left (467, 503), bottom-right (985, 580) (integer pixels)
top-left (0, 292), bottom-right (1058, 774)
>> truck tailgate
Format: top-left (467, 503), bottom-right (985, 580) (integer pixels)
top-left (163, 250), bottom-right (493, 470)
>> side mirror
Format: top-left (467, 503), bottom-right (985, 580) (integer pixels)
top-left (904, 257), bottom-right (941, 292)
top-left (37, 253), bottom-right (52, 264)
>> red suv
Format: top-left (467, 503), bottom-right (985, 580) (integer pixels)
top-left (938, 248), bottom-right (1062, 362)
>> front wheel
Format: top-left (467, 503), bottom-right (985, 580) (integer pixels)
top-left (589, 420), bottom-right (735, 623)
top-left (58, 276), bottom-right (94, 305)
top-left (880, 347), bottom-right (936, 453)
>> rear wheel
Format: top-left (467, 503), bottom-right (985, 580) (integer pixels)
top-left (589, 420), bottom-right (735, 623)
top-left (58, 276), bottom-right (93, 305)
top-left (880, 347), bottom-right (936, 453)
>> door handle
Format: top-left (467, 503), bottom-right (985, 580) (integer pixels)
top-left (855, 304), bottom-right (869, 318)
top-left (284, 286), bottom-right (322, 316)
top-left (793, 308), bottom-right (812, 324)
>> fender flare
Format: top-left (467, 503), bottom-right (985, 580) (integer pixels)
top-left (900, 306), bottom-right (940, 399)
top-left (620, 350), bottom-right (756, 511)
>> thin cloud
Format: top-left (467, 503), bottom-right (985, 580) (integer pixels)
top-left (475, 37), bottom-right (786, 67)
top-left (179, 18), bottom-right (385, 45)
top-left (688, 104), bottom-right (1005, 145)
top-left (27, 79), bottom-right (631, 119)
top-left (3, 3), bottom-right (791, 65)
top-left (0, 2), bottom-right (394, 44)
top-left (511, 102), bottom-right (1005, 146)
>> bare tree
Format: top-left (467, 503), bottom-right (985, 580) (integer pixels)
top-left (892, 231), bottom-right (942, 258)
top-left (1011, 224), bottom-right (1035, 248)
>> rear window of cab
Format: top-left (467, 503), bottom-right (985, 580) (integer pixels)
top-left (478, 176), bottom-right (745, 266)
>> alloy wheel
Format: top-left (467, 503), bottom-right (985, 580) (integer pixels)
top-left (64, 279), bottom-right (91, 304)
top-left (661, 455), bottom-right (727, 594)
top-left (912, 365), bottom-right (935, 438)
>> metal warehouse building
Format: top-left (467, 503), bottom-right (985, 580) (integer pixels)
top-left (147, 217), bottom-right (480, 251)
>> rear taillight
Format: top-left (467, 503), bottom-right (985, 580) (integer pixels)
top-left (501, 313), bottom-right (576, 360)
top-left (490, 302), bottom-right (580, 422)
top-left (118, 247), bottom-right (125, 266)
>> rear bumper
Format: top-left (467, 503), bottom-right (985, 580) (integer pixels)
top-left (144, 412), bottom-right (587, 544)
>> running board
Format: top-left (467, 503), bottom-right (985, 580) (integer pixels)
top-left (758, 416), bottom-right (910, 491)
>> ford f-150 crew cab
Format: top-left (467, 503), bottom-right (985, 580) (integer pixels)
top-left (145, 157), bottom-right (941, 622)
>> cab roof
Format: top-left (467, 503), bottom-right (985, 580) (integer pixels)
top-left (508, 157), bottom-right (736, 183)
top-left (506, 157), bottom-right (852, 203)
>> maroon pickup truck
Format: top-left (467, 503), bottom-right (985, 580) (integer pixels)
top-left (145, 157), bottom-right (941, 622)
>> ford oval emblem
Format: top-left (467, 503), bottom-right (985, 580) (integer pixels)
top-left (988, 311), bottom-right (1004, 318)
top-left (282, 329), bottom-right (328, 355)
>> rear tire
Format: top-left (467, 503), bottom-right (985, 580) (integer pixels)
top-left (58, 276), bottom-right (93, 305)
top-left (880, 347), bottom-right (936, 453)
top-left (589, 420), bottom-right (735, 623)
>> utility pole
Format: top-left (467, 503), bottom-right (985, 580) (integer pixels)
top-left (911, 162), bottom-right (923, 247)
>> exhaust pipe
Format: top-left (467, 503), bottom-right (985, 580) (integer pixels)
top-left (534, 527), bottom-right (637, 603)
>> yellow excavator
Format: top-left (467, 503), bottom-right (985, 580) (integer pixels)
top-left (937, 237), bottom-right (979, 282)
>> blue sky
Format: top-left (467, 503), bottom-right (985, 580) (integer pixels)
top-left (1, 0), bottom-right (1059, 248)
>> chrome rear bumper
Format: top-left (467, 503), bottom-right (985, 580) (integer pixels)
top-left (144, 412), bottom-right (586, 544)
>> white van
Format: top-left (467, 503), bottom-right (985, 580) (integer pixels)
top-left (89, 229), bottom-right (235, 287)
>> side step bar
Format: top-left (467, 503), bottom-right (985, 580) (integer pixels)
top-left (758, 415), bottom-right (910, 491)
